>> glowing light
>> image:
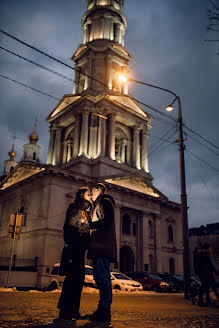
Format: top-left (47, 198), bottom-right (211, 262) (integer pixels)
top-left (166, 105), bottom-right (173, 112)
top-left (118, 75), bottom-right (127, 83)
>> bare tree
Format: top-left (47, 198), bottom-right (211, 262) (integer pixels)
top-left (206, 0), bottom-right (219, 54)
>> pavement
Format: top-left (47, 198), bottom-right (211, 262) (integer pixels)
top-left (0, 288), bottom-right (219, 328)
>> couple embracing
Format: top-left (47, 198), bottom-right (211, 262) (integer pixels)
top-left (57, 183), bottom-right (117, 323)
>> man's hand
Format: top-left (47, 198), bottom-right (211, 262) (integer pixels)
top-left (78, 222), bottom-right (90, 232)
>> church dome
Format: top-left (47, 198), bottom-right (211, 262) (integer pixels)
top-left (8, 144), bottom-right (16, 160)
top-left (28, 124), bottom-right (39, 144)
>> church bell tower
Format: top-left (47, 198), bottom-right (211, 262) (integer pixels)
top-left (46, 0), bottom-right (152, 180)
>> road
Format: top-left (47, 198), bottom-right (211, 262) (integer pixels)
top-left (0, 289), bottom-right (219, 328)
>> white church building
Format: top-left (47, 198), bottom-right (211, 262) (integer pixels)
top-left (0, 0), bottom-right (183, 289)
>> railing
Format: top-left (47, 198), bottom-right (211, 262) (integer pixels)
top-left (0, 256), bottom-right (38, 272)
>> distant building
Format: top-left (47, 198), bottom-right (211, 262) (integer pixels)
top-left (0, 0), bottom-right (183, 289)
top-left (189, 223), bottom-right (219, 276)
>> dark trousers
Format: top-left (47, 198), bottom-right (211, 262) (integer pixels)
top-left (210, 272), bottom-right (219, 299)
top-left (58, 248), bottom-right (86, 317)
top-left (199, 275), bottom-right (210, 304)
top-left (93, 256), bottom-right (112, 310)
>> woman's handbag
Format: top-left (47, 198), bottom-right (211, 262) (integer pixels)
top-left (59, 244), bottom-right (73, 276)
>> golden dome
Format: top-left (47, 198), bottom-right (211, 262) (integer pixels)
top-left (28, 123), bottom-right (39, 144)
top-left (8, 144), bottom-right (16, 160)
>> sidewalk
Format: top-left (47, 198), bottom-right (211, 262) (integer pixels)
top-left (0, 289), bottom-right (218, 328)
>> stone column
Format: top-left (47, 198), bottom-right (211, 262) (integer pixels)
top-left (154, 215), bottom-right (162, 273)
top-left (62, 141), bottom-right (68, 163)
top-left (47, 127), bottom-right (55, 164)
top-left (121, 139), bottom-right (127, 163)
top-left (114, 205), bottom-right (121, 268)
top-left (87, 55), bottom-right (93, 89)
top-left (73, 67), bottom-right (80, 94)
top-left (106, 55), bottom-right (112, 90)
top-left (67, 141), bottom-right (73, 162)
top-left (79, 110), bottom-right (89, 156)
top-left (108, 114), bottom-right (115, 160)
top-left (133, 126), bottom-right (141, 169)
top-left (97, 115), bottom-right (106, 157)
top-left (141, 128), bottom-right (149, 172)
top-left (55, 128), bottom-right (61, 165)
top-left (88, 112), bottom-right (96, 158)
top-left (136, 214), bottom-right (144, 271)
top-left (73, 115), bottom-right (80, 158)
top-left (142, 211), bottom-right (149, 272)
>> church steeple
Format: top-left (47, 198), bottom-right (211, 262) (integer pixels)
top-left (47, 0), bottom-right (151, 176)
top-left (72, 0), bottom-right (130, 94)
top-left (22, 123), bottom-right (41, 163)
top-left (3, 143), bottom-right (18, 176)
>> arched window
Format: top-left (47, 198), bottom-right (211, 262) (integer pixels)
top-left (122, 214), bottom-right (131, 234)
top-left (10, 166), bottom-right (14, 172)
top-left (33, 152), bottom-right (36, 160)
top-left (168, 225), bottom-right (173, 242)
top-left (169, 258), bottom-right (175, 275)
top-left (148, 220), bottom-right (153, 238)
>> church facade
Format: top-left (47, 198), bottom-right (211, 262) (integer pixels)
top-left (0, 0), bottom-right (183, 288)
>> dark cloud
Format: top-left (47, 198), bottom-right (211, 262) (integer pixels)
top-left (0, 0), bottom-right (218, 227)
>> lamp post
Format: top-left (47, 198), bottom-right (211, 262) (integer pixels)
top-left (119, 75), bottom-right (190, 299)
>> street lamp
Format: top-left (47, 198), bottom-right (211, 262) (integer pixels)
top-left (119, 74), bottom-right (190, 299)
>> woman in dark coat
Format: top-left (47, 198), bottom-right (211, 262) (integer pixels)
top-left (57, 186), bottom-right (92, 320)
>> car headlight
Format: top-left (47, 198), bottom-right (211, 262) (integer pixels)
top-left (160, 282), bottom-right (169, 286)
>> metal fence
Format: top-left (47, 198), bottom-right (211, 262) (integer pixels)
top-left (0, 256), bottom-right (38, 271)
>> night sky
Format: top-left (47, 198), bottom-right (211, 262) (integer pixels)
top-left (0, 0), bottom-right (218, 228)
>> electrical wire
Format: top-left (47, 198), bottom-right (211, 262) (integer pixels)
top-left (0, 29), bottom-right (178, 123)
top-left (0, 29), bottom-right (218, 153)
top-left (0, 73), bottom-right (182, 146)
top-left (186, 149), bottom-right (219, 174)
top-left (0, 74), bottom-right (73, 106)
top-left (0, 46), bottom-right (74, 83)
top-left (149, 126), bottom-right (177, 155)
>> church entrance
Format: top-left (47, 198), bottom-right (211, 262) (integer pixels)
top-left (119, 246), bottom-right (134, 273)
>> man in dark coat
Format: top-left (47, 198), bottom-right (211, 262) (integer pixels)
top-left (195, 243), bottom-right (218, 306)
top-left (79, 182), bottom-right (117, 322)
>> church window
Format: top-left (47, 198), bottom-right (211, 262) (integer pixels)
top-left (169, 258), bottom-right (175, 274)
top-left (122, 214), bottom-right (131, 234)
top-left (97, 0), bottom-right (110, 5)
top-left (10, 166), bottom-right (14, 172)
top-left (168, 225), bottom-right (173, 242)
top-left (33, 152), bottom-right (36, 160)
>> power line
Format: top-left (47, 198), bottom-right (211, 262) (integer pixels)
top-left (0, 46), bottom-right (74, 83)
top-left (1, 29), bottom-right (218, 152)
top-left (149, 126), bottom-right (177, 155)
top-left (0, 73), bottom-right (182, 146)
top-left (149, 141), bottom-right (176, 158)
top-left (185, 131), bottom-right (219, 156)
top-left (186, 148), bottom-right (219, 174)
top-left (0, 29), bottom-right (178, 123)
top-left (0, 74), bottom-right (73, 106)
top-left (183, 123), bottom-right (219, 151)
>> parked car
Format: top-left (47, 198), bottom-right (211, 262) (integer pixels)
top-left (47, 264), bottom-right (95, 290)
top-left (157, 273), bottom-right (201, 293)
top-left (126, 272), bottom-right (170, 292)
top-left (110, 272), bottom-right (143, 292)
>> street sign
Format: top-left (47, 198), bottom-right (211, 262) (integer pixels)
top-left (8, 212), bottom-right (23, 239)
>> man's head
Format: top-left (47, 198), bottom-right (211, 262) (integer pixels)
top-left (202, 243), bottom-right (211, 251)
top-left (92, 183), bottom-right (106, 201)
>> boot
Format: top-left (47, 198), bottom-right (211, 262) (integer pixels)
top-left (89, 307), bottom-right (111, 322)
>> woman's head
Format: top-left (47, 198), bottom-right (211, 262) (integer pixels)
top-left (75, 187), bottom-right (91, 207)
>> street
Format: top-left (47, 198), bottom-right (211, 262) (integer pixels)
top-left (0, 289), bottom-right (219, 328)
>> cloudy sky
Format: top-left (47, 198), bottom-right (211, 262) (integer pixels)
top-left (0, 0), bottom-right (218, 228)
